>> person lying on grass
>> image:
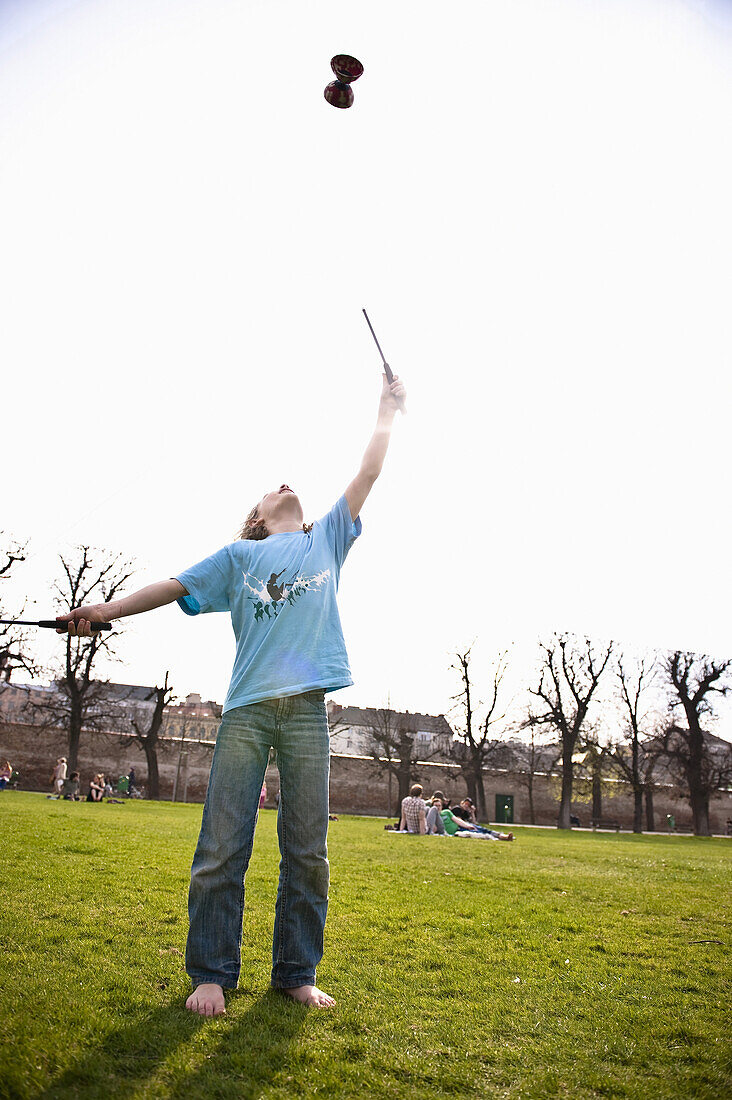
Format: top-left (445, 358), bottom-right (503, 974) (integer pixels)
top-left (56, 371), bottom-right (406, 1015)
top-left (459, 798), bottom-right (514, 840)
top-left (441, 803), bottom-right (514, 840)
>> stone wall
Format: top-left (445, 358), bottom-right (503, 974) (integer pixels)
top-left (3, 719), bottom-right (731, 832)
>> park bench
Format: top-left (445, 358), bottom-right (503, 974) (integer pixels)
top-left (591, 819), bottom-right (621, 832)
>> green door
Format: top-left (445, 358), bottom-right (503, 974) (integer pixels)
top-left (495, 794), bottom-right (514, 824)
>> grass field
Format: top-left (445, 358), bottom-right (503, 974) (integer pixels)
top-left (1, 792), bottom-right (730, 1099)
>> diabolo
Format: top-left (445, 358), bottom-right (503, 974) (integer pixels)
top-left (324, 54), bottom-right (364, 109)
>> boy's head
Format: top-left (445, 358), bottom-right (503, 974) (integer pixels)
top-left (239, 485), bottom-right (305, 540)
top-left (409, 783), bottom-right (423, 797)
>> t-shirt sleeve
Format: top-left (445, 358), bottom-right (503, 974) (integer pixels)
top-left (319, 494), bottom-right (362, 568)
top-left (175, 545), bottom-right (234, 616)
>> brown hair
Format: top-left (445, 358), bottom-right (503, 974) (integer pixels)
top-left (237, 501), bottom-right (313, 541)
top-left (238, 503), bottom-right (269, 541)
top-left (409, 783), bottom-right (423, 797)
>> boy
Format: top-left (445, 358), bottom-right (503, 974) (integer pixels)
top-left (57, 372), bottom-right (407, 1014)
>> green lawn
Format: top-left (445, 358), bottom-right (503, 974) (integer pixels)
top-left (1, 793), bottom-right (730, 1099)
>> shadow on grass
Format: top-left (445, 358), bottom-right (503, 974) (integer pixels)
top-left (41, 990), bottom-right (309, 1100)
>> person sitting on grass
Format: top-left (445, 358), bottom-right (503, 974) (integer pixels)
top-left (0, 760), bottom-right (12, 790)
top-left (62, 772), bottom-right (82, 801)
top-left (425, 796), bottom-right (447, 834)
top-left (55, 370), bottom-right (407, 1016)
top-left (87, 773), bottom-right (105, 802)
top-left (399, 783), bottom-right (428, 834)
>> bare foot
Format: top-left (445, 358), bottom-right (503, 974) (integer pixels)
top-left (282, 984), bottom-right (335, 1008)
top-left (186, 983), bottom-right (226, 1017)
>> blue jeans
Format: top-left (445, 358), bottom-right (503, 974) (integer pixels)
top-left (186, 689), bottom-right (330, 991)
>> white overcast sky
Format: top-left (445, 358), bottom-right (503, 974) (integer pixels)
top-left (1, 0), bottom-right (731, 730)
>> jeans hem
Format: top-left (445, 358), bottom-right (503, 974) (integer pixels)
top-left (271, 977), bottom-right (316, 990)
top-left (189, 976), bottom-right (238, 991)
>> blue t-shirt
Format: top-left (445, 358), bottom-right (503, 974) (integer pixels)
top-left (175, 494), bottom-right (362, 713)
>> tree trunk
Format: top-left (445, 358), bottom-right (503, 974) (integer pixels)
top-left (558, 765), bottom-right (573, 829)
top-left (689, 786), bottom-right (710, 836)
top-left (68, 699), bottom-right (82, 772)
top-left (645, 785), bottom-right (655, 832)
top-left (527, 778), bottom-right (536, 825)
top-left (463, 772), bottom-right (478, 807)
top-left (633, 787), bottom-right (643, 833)
top-left (683, 708), bottom-right (711, 836)
top-left (592, 768), bottom-right (602, 822)
top-left (143, 742), bottom-right (160, 800)
top-left (474, 770), bottom-right (487, 819)
top-left (397, 759), bottom-right (412, 806)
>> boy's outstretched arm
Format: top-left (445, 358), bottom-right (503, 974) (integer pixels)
top-left (345, 372), bottom-right (407, 523)
top-left (55, 578), bottom-right (188, 636)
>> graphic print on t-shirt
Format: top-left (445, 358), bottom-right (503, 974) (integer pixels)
top-left (242, 567), bottom-right (331, 621)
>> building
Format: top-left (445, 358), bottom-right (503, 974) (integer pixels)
top-left (0, 679), bottom-right (158, 733)
top-left (327, 701), bottom-right (454, 760)
top-left (162, 693), bottom-right (222, 742)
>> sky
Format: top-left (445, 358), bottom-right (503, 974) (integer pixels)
top-left (1, 0), bottom-right (731, 734)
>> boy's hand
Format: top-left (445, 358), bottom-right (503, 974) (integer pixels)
top-left (56, 604), bottom-right (111, 636)
top-left (379, 371), bottom-right (407, 417)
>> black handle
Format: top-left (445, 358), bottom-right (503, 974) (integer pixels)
top-left (41, 620), bottom-right (113, 631)
top-left (382, 363), bottom-right (406, 414)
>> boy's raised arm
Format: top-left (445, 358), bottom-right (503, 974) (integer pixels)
top-left (56, 578), bottom-right (187, 636)
top-left (345, 372), bottom-right (407, 523)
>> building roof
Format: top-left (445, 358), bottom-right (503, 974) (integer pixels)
top-left (51, 680), bottom-right (159, 704)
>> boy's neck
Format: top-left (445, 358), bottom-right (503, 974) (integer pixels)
top-left (266, 519), bottom-right (303, 535)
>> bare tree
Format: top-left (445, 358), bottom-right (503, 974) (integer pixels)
top-left (0, 536), bottom-right (36, 683)
top-left (130, 672), bottom-right (174, 800)
top-left (352, 703), bottom-right (445, 811)
top-left (0, 538), bottom-right (26, 580)
top-left (578, 729), bottom-right (614, 824)
top-left (528, 634), bottom-right (613, 829)
top-left (447, 646), bottom-right (511, 818)
top-left (369, 708), bottom-right (418, 810)
top-left (659, 650), bottom-right (732, 836)
top-left (611, 654), bottom-right (659, 833)
top-left (26, 547), bottom-right (135, 770)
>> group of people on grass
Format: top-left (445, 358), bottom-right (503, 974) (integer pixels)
top-left (47, 757), bottom-right (141, 802)
top-left (397, 784), bottom-right (514, 841)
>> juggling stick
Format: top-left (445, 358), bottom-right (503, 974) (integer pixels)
top-left (0, 618), bottom-right (112, 631)
top-left (362, 309), bottom-right (407, 414)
